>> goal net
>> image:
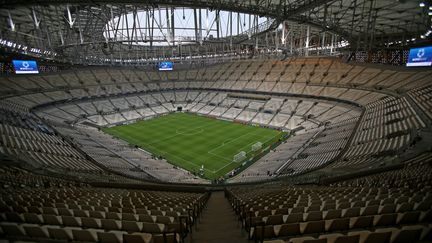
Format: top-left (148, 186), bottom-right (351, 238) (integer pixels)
top-left (233, 151), bottom-right (247, 162)
top-left (252, 142), bottom-right (263, 152)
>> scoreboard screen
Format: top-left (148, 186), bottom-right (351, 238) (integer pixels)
top-left (158, 61), bottom-right (173, 71)
top-left (12, 60), bottom-right (39, 74)
top-left (406, 46), bottom-right (432, 67)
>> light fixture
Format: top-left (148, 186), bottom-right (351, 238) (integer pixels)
top-left (420, 2), bottom-right (426, 7)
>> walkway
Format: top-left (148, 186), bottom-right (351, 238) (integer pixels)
top-left (191, 191), bottom-right (248, 243)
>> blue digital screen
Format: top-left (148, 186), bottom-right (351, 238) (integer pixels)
top-left (12, 60), bottom-right (39, 74)
top-left (158, 61), bottom-right (173, 71)
top-left (406, 46), bottom-right (432, 67)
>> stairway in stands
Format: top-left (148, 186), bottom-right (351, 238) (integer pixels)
top-left (191, 191), bottom-right (248, 243)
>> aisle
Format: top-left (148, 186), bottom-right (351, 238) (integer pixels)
top-left (191, 191), bottom-right (248, 243)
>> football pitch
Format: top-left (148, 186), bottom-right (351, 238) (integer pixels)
top-left (103, 112), bottom-right (286, 180)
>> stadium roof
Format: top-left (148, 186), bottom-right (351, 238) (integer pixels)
top-left (1, 0), bottom-right (430, 64)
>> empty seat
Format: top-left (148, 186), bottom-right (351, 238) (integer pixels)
top-left (301, 220), bottom-right (325, 234)
top-left (122, 213), bottom-right (138, 221)
top-left (81, 217), bottom-right (101, 229)
top-left (361, 206), bottom-right (379, 216)
top-left (343, 207), bottom-right (361, 217)
top-left (350, 216), bottom-right (373, 229)
top-left (0, 222), bottom-right (26, 237)
top-left (326, 218), bottom-right (349, 232)
top-left (289, 236), bottom-right (325, 243)
top-left (123, 232), bottom-right (153, 243)
top-left (23, 224), bottom-right (50, 238)
top-left (324, 209), bottom-right (342, 220)
top-left (89, 211), bottom-right (105, 219)
top-left (265, 214), bottom-right (284, 225)
top-left (122, 220), bottom-right (143, 232)
top-left (319, 233), bottom-right (359, 243)
top-left (23, 213), bottom-right (43, 224)
top-left (5, 212), bottom-right (23, 223)
top-left (101, 219), bottom-right (121, 231)
top-left (42, 214), bottom-right (62, 225)
top-left (72, 229), bottom-right (100, 242)
top-left (142, 222), bottom-right (164, 233)
top-left (251, 225), bottom-right (275, 239)
top-left (48, 227), bottom-right (74, 241)
top-left (286, 213), bottom-right (304, 223)
top-left (305, 211), bottom-right (323, 221)
top-left (62, 215), bottom-right (81, 227)
top-left (379, 205), bottom-right (396, 214)
top-left (348, 230), bottom-right (391, 243)
top-left (275, 223), bottom-right (301, 237)
top-left (373, 214), bottom-right (397, 227)
top-left (397, 203), bottom-right (414, 213)
top-left (98, 231), bottom-right (124, 243)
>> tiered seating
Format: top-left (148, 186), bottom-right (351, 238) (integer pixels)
top-left (408, 85), bottom-right (432, 120)
top-left (230, 128), bottom-right (322, 183)
top-left (0, 181), bottom-right (209, 243)
top-left (280, 119), bottom-right (357, 175)
top-left (226, 177), bottom-right (432, 242)
top-left (0, 112), bottom-right (102, 174)
top-left (329, 97), bottom-right (425, 169)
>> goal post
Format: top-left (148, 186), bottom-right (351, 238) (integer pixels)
top-left (233, 151), bottom-right (246, 162)
top-left (252, 142), bottom-right (263, 152)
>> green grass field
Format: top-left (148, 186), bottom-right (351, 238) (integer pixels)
top-left (103, 112), bottom-right (286, 179)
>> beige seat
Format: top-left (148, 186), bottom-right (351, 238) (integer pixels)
top-left (156, 215), bottom-right (173, 224)
top-left (373, 213), bottom-right (397, 227)
top-left (101, 219), bottom-right (121, 231)
top-left (265, 214), bottom-right (284, 225)
top-left (319, 233), bottom-right (359, 243)
top-left (122, 213), bottom-right (138, 221)
top-left (62, 215), bottom-right (81, 227)
top-left (81, 217), bottom-right (101, 229)
top-left (325, 218), bottom-right (349, 232)
top-left (361, 206), bottom-right (379, 216)
top-left (106, 212), bottom-right (121, 220)
top-left (379, 205), bottom-right (396, 214)
top-left (139, 214), bottom-right (155, 223)
top-left (23, 224), bottom-right (49, 238)
top-left (349, 216), bottom-right (373, 229)
top-left (47, 227), bottom-right (74, 241)
top-left (397, 211), bottom-right (420, 224)
top-left (250, 225), bottom-right (275, 239)
top-left (153, 233), bottom-right (179, 243)
top-left (98, 231), bottom-right (125, 243)
top-left (57, 208), bottom-right (73, 216)
top-left (304, 211), bottom-right (323, 221)
top-left (274, 223), bottom-right (301, 237)
top-left (5, 212), bottom-right (23, 223)
top-left (348, 230), bottom-right (391, 243)
top-left (289, 236), bottom-right (324, 243)
top-left (123, 232), bottom-right (153, 243)
top-left (42, 214), bottom-right (62, 226)
top-left (89, 211), bottom-right (105, 219)
top-left (122, 220), bottom-right (143, 232)
top-left (23, 213), bottom-right (43, 224)
top-left (72, 228), bottom-right (101, 242)
top-left (73, 209), bottom-right (89, 217)
top-left (324, 209), bottom-right (342, 220)
top-left (142, 222), bottom-right (165, 233)
top-left (300, 220), bottom-right (325, 234)
top-left (0, 222), bottom-right (26, 237)
top-left (285, 213), bottom-right (304, 223)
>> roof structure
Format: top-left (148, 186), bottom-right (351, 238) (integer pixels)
top-left (1, 0), bottom-right (430, 64)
